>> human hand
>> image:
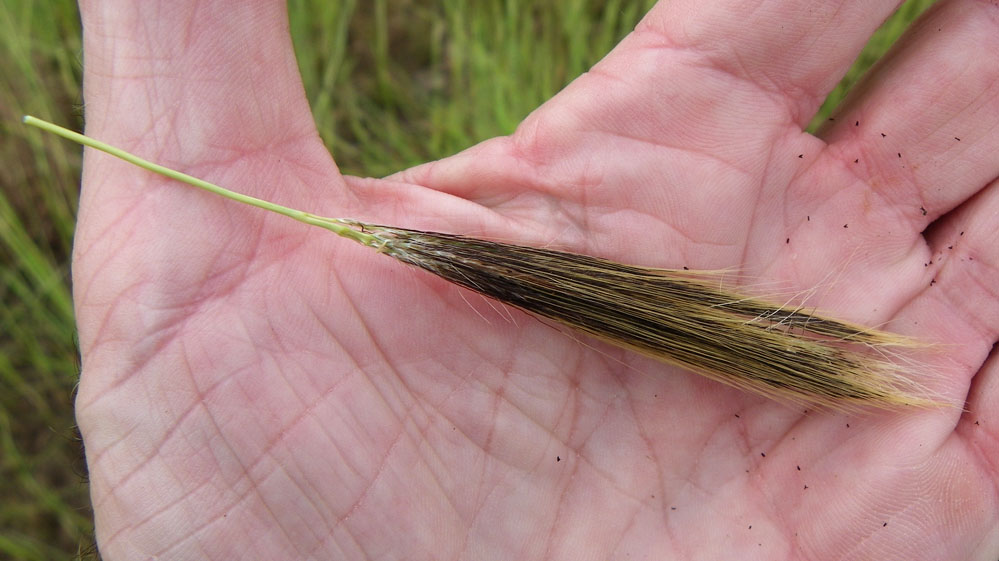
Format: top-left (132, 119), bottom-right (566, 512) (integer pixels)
top-left (74, 0), bottom-right (999, 559)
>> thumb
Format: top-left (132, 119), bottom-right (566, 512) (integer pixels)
top-left (74, 0), bottom-right (339, 355)
top-left (79, 0), bottom-right (320, 171)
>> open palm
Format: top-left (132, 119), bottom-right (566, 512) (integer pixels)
top-left (74, 1), bottom-right (999, 559)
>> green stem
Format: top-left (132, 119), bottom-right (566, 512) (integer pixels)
top-left (21, 115), bottom-right (379, 247)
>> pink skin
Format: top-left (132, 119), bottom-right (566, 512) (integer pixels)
top-left (74, 0), bottom-right (999, 559)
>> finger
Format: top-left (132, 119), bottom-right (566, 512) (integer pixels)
top-left (74, 1), bottom-right (340, 353)
top-left (388, 0), bottom-right (911, 212)
top-left (960, 348), bottom-right (999, 464)
top-left (638, 0), bottom-right (904, 126)
top-left (80, 0), bottom-right (326, 183)
top-left (892, 177), bottom-right (999, 402)
top-left (908, 177), bottom-right (999, 356)
top-left (817, 0), bottom-right (999, 228)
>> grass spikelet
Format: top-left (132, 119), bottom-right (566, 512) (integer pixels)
top-left (25, 116), bottom-right (937, 410)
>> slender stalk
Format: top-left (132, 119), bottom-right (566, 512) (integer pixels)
top-left (21, 116), bottom-right (382, 248)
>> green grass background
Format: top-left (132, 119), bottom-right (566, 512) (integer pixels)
top-left (0, 0), bottom-right (935, 558)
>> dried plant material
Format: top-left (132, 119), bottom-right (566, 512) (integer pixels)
top-left (25, 116), bottom-right (938, 410)
top-left (334, 220), bottom-right (934, 408)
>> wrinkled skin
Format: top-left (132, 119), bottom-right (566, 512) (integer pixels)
top-left (74, 0), bottom-right (999, 559)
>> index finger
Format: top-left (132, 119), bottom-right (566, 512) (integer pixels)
top-left (638, 0), bottom-right (906, 126)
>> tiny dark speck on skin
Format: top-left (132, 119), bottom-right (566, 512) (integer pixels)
top-left (883, 522), bottom-right (888, 527)
top-left (881, 132), bottom-right (886, 137)
top-left (955, 137), bottom-right (961, 141)
top-left (798, 154), bottom-right (803, 158)
top-left (898, 152), bottom-right (902, 158)
top-left (797, 465), bottom-right (801, 471)
top-left (843, 224), bottom-right (848, 229)
top-left (804, 484), bottom-right (809, 489)
top-left (761, 452), bottom-right (766, 457)
top-left (855, 120), bottom-right (860, 126)
top-left (854, 158), bottom-right (859, 163)
top-left (920, 207), bottom-right (927, 216)
top-left (556, 456), bottom-right (561, 462)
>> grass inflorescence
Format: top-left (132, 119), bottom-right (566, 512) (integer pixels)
top-left (338, 221), bottom-right (933, 408)
top-left (27, 116), bottom-right (936, 410)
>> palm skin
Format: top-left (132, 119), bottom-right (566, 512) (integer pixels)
top-left (74, 0), bottom-right (999, 559)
